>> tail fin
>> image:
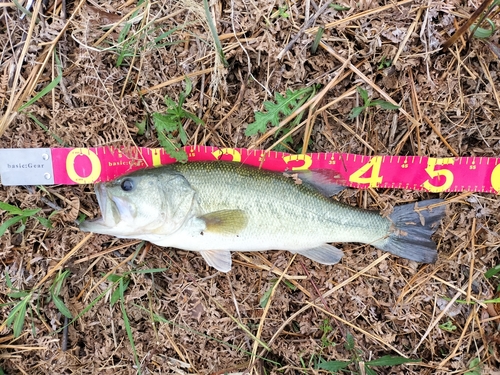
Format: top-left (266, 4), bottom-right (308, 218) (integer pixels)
top-left (377, 199), bottom-right (445, 263)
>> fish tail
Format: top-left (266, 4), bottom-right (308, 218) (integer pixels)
top-left (377, 199), bottom-right (445, 263)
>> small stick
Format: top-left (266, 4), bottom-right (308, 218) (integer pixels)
top-left (277, 1), bottom-right (332, 60)
top-left (423, 116), bottom-right (459, 157)
top-left (61, 316), bottom-right (69, 351)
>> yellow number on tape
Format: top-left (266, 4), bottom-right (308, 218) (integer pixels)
top-left (282, 154), bottom-right (313, 170)
top-left (491, 164), bottom-right (500, 193)
top-left (422, 158), bottom-right (454, 192)
top-left (212, 148), bottom-right (242, 162)
top-left (66, 148), bottom-right (102, 184)
top-left (349, 156), bottom-right (383, 187)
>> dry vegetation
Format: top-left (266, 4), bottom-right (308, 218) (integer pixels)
top-left (1, 0), bottom-right (500, 374)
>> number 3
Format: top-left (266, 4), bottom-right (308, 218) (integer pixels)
top-left (422, 158), bottom-right (454, 192)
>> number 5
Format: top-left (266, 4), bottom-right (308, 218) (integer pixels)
top-left (422, 158), bottom-right (454, 192)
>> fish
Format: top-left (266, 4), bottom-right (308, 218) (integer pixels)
top-left (79, 161), bottom-right (445, 272)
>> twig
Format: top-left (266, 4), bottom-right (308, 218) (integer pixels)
top-left (423, 116), bottom-right (459, 157)
top-left (277, 1), bottom-right (332, 60)
top-left (442, 0), bottom-right (494, 50)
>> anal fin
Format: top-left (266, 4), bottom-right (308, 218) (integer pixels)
top-left (293, 244), bottom-right (344, 265)
top-left (200, 250), bottom-right (232, 272)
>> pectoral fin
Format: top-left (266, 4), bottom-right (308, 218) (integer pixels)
top-left (294, 244), bottom-right (344, 265)
top-left (199, 209), bottom-right (248, 235)
top-left (200, 250), bottom-right (232, 272)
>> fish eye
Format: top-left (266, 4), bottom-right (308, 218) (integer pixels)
top-left (120, 178), bottom-right (134, 192)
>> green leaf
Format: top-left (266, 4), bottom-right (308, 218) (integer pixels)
top-left (0, 202), bottom-right (24, 215)
top-left (157, 131), bottom-right (188, 163)
top-left (153, 113), bottom-right (179, 133)
top-left (26, 113), bottom-right (65, 145)
top-left (465, 357), bottom-right (481, 375)
top-left (203, 0), bottom-right (228, 67)
top-left (52, 295), bottom-right (72, 318)
top-left (19, 208), bottom-right (42, 217)
top-left (245, 86), bottom-right (315, 136)
top-left (179, 77), bottom-right (193, 105)
top-left (348, 106), bottom-right (365, 119)
top-left (0, 216), bottom-right (25, 237)
top-left (135, 119), bottom-right (147, 135)
top-left (8, 291), bottom-right (30, 299)
top-left (110, 277), bottom-right (130, 306)
top-left (365, 355), bottom-right (421, 366)
top-left (121, 300), bottom-right (141, 372)
top-left (154, 27), bottom-right (179, 44)
top-left (439, 320), bottom-right (457, 332)
top-left (110, 287), bottom-right (122, 306)
top-left (13, 302), bottom-right (27, 337)
top-left (259, 286), bottom-right (273, 308)
top-left (106, 274), bottom-right (122, 283)
top-left (5, 271), bottom-right (13, 288)
top-left (344, 331), bottom-right (355, 350)
top-left (370, 100), bottom-right (400, 110)
top-left (14, 222), bottom-right (26, 233)
top-left (357, 86), bottom-right (370, 104)
top-left (283, 279), bottom-right (296, 291)
top-left (471, 18), bottom-right (496, 39)
top-left (317, 360), bottom-right (351, 371)
top-left (35, 216), bottom-right (52, 228)
top-left (177, 122), bottom-right (188, 145)
top-left (18, 74), bottom-right (62, 112)
top-left (135, 267), bottom-right (170, 274)
top-left (183, 110), bottom-right (205, 126)
top-left (330, 4), bottom-right (351, 11)
top-left (6, 294), bottom-right (31, 337)
top-left (485, 264), bottom-right (500, 278)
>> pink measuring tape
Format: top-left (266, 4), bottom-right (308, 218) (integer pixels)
top-left (0, 146), bottom-right (498, 193)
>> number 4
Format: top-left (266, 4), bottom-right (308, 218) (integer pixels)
top-left (349, 156), bottom-right (383, 187)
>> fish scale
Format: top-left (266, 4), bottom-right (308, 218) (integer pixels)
top-left (171, 162), bottom-right (388, 243)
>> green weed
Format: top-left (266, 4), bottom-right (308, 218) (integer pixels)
top-left (2, 269), bottom-right (71, 337)
top-left (245, 85), bottom-right (318, 151)
top-left (319, 318), bottom-right (336, 348)
top-left (438, 320), bottom-right (457, 332)
top-left (0, 201), bottom-right (52, 237)
top-left (152, 77), bottom-right (204, 162)
top-left (259, 278), bottom-right (296, 308)
top-left (469, 0), bottom-right (500, 39)
top-left (271, 6), bottom-right (290, 19)
top-left (349, 87), bottom-right (399, 120)
top-left (18, 50), bottom-right (65, 145)
top-left (377, 56), bottom-right (392, 70)
top-left (316, 331), bottom-right (420, 374)
top-left (203, 0), bottom-right (227, 67)
top-left (464, 357), bottom-right (482, 375)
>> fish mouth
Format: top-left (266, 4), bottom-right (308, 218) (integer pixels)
top-left (79, 183), bottom-right (119, 232)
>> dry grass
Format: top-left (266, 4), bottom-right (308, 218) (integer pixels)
top-left (1, 0), bottom-right (500, 374)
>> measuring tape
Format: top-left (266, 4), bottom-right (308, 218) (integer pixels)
top-left (0, 146), bottom-right (498, 193)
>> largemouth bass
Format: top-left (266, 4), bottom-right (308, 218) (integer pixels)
top-left (79, 162), bottom-right (445, 272)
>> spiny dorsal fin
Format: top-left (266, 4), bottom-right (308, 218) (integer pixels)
top-left (286, 170), bottom-right (346, 196)
top-left (199, 209), bottom-right (248, 235)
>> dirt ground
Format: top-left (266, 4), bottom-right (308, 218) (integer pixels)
top-left (1, 0), bottom-right (500, 374)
